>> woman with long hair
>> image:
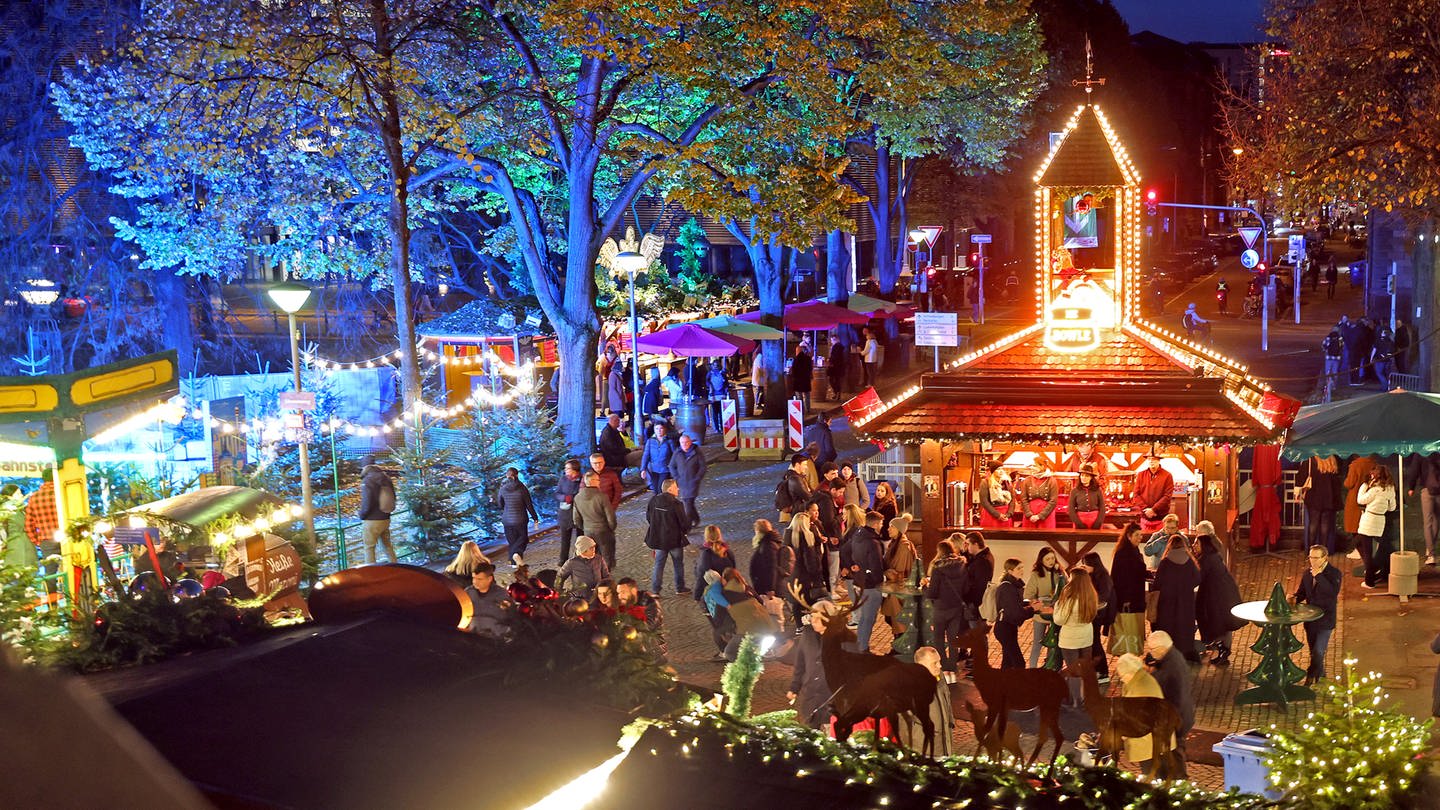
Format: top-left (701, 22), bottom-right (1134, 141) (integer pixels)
top-left (784, 511), bottom-right (827, 627)
top-left (692, 525), bottom-right (736, 602)
top-left (1194, 534), bottom-right (1245, 667)
top-left (841, 503), bottom-right (867, 542)
top-left (1108, 523), bottom-right (1148, 656)
top-left (1081, 550), bottom-right (1115, 680)
top-left (922, 536), bottom-right (968, 681)
top-left (1024, 548), bottom-right (1066, 668)
top-left (1153, 534), bottom-right (1201, 662)
top-left (1358, 464), bottom-right (1399, 589)
top-left (443, 540), bottom-right (490, 585)
top-left (1051, 567), bottom-right (1099, 705)
top-left (873, 481), bottom-right (899, 536)
top-left (750, 518), bottom-right (790, 629)
top-left (978, 466), bottom-right (1014, 528)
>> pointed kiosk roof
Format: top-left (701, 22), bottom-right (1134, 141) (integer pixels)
top-left (1036, 105), bottom-right (1140, 188)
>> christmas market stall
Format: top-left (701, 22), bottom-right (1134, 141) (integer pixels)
top-left (415, 298), bottom-right (559, 409)
top-left (851, 103), bottom-right (1298, 565)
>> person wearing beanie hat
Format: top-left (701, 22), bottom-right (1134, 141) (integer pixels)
top-left (1145, 630), bottom-right (1195, 744)
top-left (1116, 651), bottom-right (1173, 773)
top-left (1068, 462), bottom-right (1107, 530)
top-left (555, 536), bottom-right (610, 600)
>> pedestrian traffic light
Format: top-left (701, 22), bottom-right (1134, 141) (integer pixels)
top-left (968, 251), bottom-right (980, 268)
top-left (1145, 189), bottom-right (1158, 217)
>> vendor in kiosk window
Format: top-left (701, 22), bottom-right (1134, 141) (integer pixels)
top-left (1068, 462), bottom-right (1108, 530)
top-left (1064, 440), bottom-right (1110, 485)
top-left (978, 466), bottom-right (1015, 528)
top-left (1018, 459), bottom-right (1059, 529)
top-left (1131, 452), bottom-right (1176, 533)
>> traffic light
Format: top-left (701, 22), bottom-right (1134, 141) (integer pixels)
top-left (968, 251), bottom-right (980, 268)
top-left (1145, 189), bottom-right (1158, 217)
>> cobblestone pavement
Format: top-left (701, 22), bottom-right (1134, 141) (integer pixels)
top-left (507, 418), bottom-right (1407, 794)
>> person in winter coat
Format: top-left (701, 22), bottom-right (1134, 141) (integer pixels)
top-left (1025, 548), bottom-right (1066, 669)
top-left (1143, 514), bottom-right (1181, 571)
top-left (978, 467), bottom-right (1014, 528)
top-left (1145, 631), bottom-right (1195, 753)
top-left (644, 478), bottom-right (691, 595)
top-left (784, 511), bottom-right (827, 629)
top-left (873, 481), bottom-right (899, 536)
top-left (808, 413), bottom-right (837, 466)
top-left (574, 471), bottom-right (619, 571)
top-left (693, 525), bottom-right (737, 602)
top-left (1018, 460), bottom-right (1059, 529)
top-left (993, 557), bottom-right (1034, 670)
top-left (788, 600), bottom-right (840, 728)
top-left (1131, 453), bottom-right (1175, 532)
top-left (606, 364), bottom-right (627, 416)
top-left (639, 366), bottom-right (663, 420)
top-left (1116, 653), bottom-right (1173, 772)
top-left (844, 511), bottom-right (886, 653)
top-left (923, 537), bottom-right (970, 679)
top-left (1297, 455), bottom-right (1344, 554)
top-left (1294, 545), bottom-right (1342, 684)
top-left (465, 563), bottom-right (512, 639)
top-left (495, 469), bottom-right (539, 565)
top-left (790, 344), bottom-right (814, 411)
top-left (809, 482), bottom-right (846, 591)
top-left (640, 422), bottom-right (678, 494)
top-left (750, 519), bottom-right (790, 628)
top-left (555, 459), bottom-right (583, 565)
top-left (1343, 455), bottom-right (1379, 558)
top-left (1321, 329), bottom-right (1344, 384)
top-left (706, 363), bottom-right (730, 432)
top-left (667, 433), bottom-right (708, 526)
top-left (1359, 464), bottom-right (1399, 588)
top-left (899, 646), bottom-right (953, 756)
top-left (556, 536), bottom-right (610, 600)
top-left (1372, 327), bottom-right (1397, 388)
top-left (1049, 567), bottom-right (1099, 705)
top-left (717, 569), bottom-right (780, 661)
top-left (961, 533), bottom-right (995, 627)
top-left (1109, 523), bottom-right (1149, 656)
top-left (840, 463), bottom-right (870, 509)
top-left (776, 454), bottom-right (813, 523)
top-left (597, 415), bottom-right (630, 475)
top-left (588, 452), bottom-right (625, 511)
top-left (1082, 551), bottom-right (1116, 680)
top-left (826, 336), bottom-right (849, 402)
top-left (1194, 535), bottom-right (1244, 667)
top-left (1153, 535), bottom-right (1201, 663)
top-left (358, 463), bottom-right (398, 565)
top-left (1405, 453), bottom-right (1440, 566)
top-left (1067, 463), bottom-right (1107, 529)
top-left (443, 540), bottom-right (490, 586)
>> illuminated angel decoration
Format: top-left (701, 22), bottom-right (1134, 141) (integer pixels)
top-left (597, 227), bottom-right (665, 274)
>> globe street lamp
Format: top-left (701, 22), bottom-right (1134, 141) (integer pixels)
top-left (266, 279), bottom-right (316, 545)
top-left (614, 250), bottom-right (648, 439)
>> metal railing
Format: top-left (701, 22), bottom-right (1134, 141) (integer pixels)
top-left (1233, 468), bottom-right (1305, 531)
top-left (1389, 372), bottom-right (1424, 391)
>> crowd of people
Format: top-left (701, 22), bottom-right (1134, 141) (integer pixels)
top-left (1321, 314), bottom-right (1411, 391)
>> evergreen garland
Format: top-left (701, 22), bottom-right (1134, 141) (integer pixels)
top-left (1266, 658), bottom-right (1432, 808)
top-left (720, 635), bottom-right (763, 717)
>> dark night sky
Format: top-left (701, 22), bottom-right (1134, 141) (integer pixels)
top-left (1110, 0), bottom-right (1265, 43)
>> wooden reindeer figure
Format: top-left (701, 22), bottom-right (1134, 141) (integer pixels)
top-left (1066, 657), bottom-right (1182, 779)
top-left (962, 699), bottom-right (1022, 760)
top-left (788, 582), bottom-right (939, 754)
top-left (954, 624), bottom-right (1068, 766)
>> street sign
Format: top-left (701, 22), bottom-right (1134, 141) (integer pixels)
top-left (524, 312), bottom-right (543, 329)
top-left (1240, 249), bottom-right (1260, 269)
top-left (1237, 226), bottom-right (1263, 250)
top-left (1288, 234), bottom-right (1306, 264)
top-left (278, 391), bottom-right (317, 411)
top-left (913, 312), bottom-right (959, 347)
top-left (970, 233), bottom-right (992, 244)
top-left (916, 225), bottom-right (943, 246)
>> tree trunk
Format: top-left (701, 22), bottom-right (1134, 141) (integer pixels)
top-left (384, 162), bottom-right (422, 421)
top-left (826, 229), bottom-right (859, 345)
top-left (874, 148), bottom-right (896, 294)
top-left (556, 148), bottom-right (602, 455)
top-left (157, 267), bottom-right (196, 374)
top-left (749, 238), bottom-right (789, 418)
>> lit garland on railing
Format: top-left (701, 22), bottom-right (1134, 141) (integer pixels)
top-left (301, 343), bottom-right (533, 375)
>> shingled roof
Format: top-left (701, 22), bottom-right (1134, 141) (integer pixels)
top-left (1037, 105), bottom-right (1132, 188)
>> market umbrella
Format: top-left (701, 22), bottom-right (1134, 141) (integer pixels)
top-left (738, 300), bottom-right (870, 330)
top-left (692, 314), bottom-right (785, 341)
top-left (1281, 389), bottom-right (1440, 554)
top-left (635, 323), bottom-right (756, 396)
top-left (844, 293), bottom-right (896, 315)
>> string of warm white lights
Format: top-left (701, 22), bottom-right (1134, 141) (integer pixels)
top-left (302, 342), bottom-right (535, 375)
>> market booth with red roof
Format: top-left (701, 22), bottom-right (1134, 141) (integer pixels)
top-left (849, 103), bottom-right (1298, 565)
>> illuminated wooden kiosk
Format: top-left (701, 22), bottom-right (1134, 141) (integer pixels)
top-left (852, 104), bottom-right (1296, 566)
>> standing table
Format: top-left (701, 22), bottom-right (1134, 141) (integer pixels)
top-left (1231, 582), bottom-right (1323, 708)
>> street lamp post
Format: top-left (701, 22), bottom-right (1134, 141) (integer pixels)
top-left (614, 251), bottom-right (648, 440)
top-left (267, 280), bottom-right (316, 546)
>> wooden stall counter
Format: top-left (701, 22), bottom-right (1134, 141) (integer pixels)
top-left (944, 526), bottom-right (1121, 568)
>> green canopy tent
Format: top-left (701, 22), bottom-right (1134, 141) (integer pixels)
top-left (1282, 389), bottom-right (1440, 561)
top-left (691, 314), bottom-right (785, 341)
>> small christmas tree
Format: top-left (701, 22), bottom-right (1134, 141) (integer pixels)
top-left (720, 635), bottom-right (764, 718)
top-left (392, 430), bottom-right (465, 562)
top-left (1267, 658), bottom-right (1431, 808)
top-left (1235, 582), bottom-right (1309, 706)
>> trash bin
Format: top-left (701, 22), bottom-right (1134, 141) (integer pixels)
top-left (1212, 730), bottom-right (1281, 799)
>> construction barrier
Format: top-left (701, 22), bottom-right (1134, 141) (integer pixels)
top-left (787, 398), bottom-right (804, 452)
top-left (737, 418), bottom-right (786, 460)
top-left (721, 399), bottom-right (738, 452)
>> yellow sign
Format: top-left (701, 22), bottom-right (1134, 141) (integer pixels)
top-left (0, 382), bottom-right (59, 415)
top-left (1042, 279), bottom-right (1111, 354)
top-left (69, 358), bottom-right (175, 407)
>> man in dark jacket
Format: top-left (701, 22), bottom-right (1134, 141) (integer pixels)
top-left (598, 413), bottom-right (630, 473)
top-left (961, 534), bottom-right (995, 625)
top-left (588, 452), bottom-right (624, 511)
top-left (556, 536), bottom-right (610, 600)
top-left (466, 563), bottom-right (511, 638)
top-left (358, 463), bottom-right (397, 565)
top-left (1293, 545), bottom-right (1343, 683)
top-left (667, 433), bottom-right (708, 526)
top-left (644, 478), bottom-right (691, 595)
top-left (845, 511), bottom-right (886, 653)
top-left (775, 454), bottom-right (812, 523)
top-left (555, 459), bottom-right (583, 566)
top-left (1337, 315), bottom-right (1362, 384)
top-left (574, 471), bottom-right (619, 570)
top-left (808, 413), bottom-right (837, 466)
top-left (1145, 630), bottom-right (1194, 766)
top-left (1405, 453), bottom-right (1440, 565)
top-left (826, 337), bottom-right (848, 401)
top-left (495, 468), bottom-right (539, 566)
top-left (640, 422), bottom-right (677, 494)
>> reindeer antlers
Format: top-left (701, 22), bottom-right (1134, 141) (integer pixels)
top-left (787, 580), bottom-right (812, 611)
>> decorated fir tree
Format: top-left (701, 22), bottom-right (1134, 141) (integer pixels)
top-left (391, 431), bottom-right (464, 562)
top-left (720, 635), bottom-right (764, 718)
top-left (1266, 658), bottom-right (1431, 808)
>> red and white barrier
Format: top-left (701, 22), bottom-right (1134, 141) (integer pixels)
top-left (721, 399), bottom-right (738, 452)
top-left (787, 399), bottom-right (804, 452)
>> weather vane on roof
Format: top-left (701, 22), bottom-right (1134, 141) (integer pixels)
top-left (1072, 35), bottom-right (1106, 95)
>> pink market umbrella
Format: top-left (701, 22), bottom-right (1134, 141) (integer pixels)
top-left (634, 323), bottom-right (755, 357)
